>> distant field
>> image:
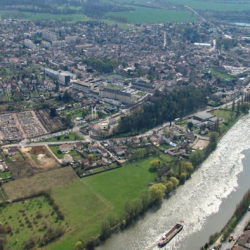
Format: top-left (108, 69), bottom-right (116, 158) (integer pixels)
top-left (0, 10), bottom-right (89, 22)
top-left (0, 196), bottom-right (65, 250)
top-left (102, 19), bottom-right (134, 29)
top-left (49, 157), bottom-right (157, 250)
top-left (162, 0), bottom-right (250, 11)
top-left (103, 0), bottom-right (250, 11)
top-left (2, 167), bottom-right (77, 200)
top-left (107, 6), bottom-right (197, 24)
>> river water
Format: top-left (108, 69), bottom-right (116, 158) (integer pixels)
top-left (97, 113), bottom-right (250, 250)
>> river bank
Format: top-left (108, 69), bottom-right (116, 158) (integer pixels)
top-left (97, 113), bottom-right (250, 250)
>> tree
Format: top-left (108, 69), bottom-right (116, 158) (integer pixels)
top-left (236, 101), bottom-right (240, 117)
top-left (181, 161), bottom-right (194, 173)
top-left (187, 121), bottom-right (193, 130)
top-left (149, 183), bottom-right (166, 203)
top-left (100, 219), bottom-right (111, 240)
top-left (125, 199), bottom-right (143, 219)
top-left (232, 100), bottom-right (235, 111)
top-left (63, 114), bottom-right (72, 128)
top-left (212, 119), bottom-right (220, 133)
top-left (87, 154), bottom-right (95, 162)
top-left (140, 191), bottom-right (150, 210)
top-left (169, 176), bottom-right (179, 188)
top-left (62, 91), bottom-right (72, 103)
top-left (0, 224), bottom-right (6, 250)
top-left (165, 181), bottom-right (174, 194)
top-left (206, 132), bottom-right (219, 154)
top-left (189, 150), bottom-right (204, 167)
top-left (240, 103), bottom-right (250, 114)
top-left (180, 172), bottom-right (188, 183)
top-left (49, 107), bottom-right (57, 118)
top-left (149, 159), bottom-right (161, 172)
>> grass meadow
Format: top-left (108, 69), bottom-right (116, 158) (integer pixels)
top-left (2, 167), bottom-right (77, 200)
top-left (0, 11), bottom-right (89, 22)
top-left (49, 157), bottom-right (157, 250)
top-left (103, 0), bottom-right (250, 11)
top-left (107, 6), bottom-right (197, 24)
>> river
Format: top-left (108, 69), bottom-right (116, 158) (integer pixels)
top-left (97, 113), bottom-right (250, 250)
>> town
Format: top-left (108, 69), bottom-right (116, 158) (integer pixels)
top-left (0, 2), bottom-right (250, 250)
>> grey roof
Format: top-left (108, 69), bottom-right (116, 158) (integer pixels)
top-left (193, 111), bottom-right (215, 121)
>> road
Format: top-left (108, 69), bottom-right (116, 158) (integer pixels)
top-left (221, 210), bottom-right (250, 250)
top-left (210, 210), bottom-right (250, 250)
top-left (185, 5), bottom-right (206, 23)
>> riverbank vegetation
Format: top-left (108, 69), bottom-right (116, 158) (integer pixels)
top-left (201, 189), bottom-right (250, 250)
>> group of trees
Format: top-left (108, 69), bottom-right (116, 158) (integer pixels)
top-left (216, 38), bottom-right (238, 51)
top-left (148, 159), bottom-right (195, 203)
top-left (117, 86), bottom-right (211, 134)
top-left (98, 190), bottom-right (154, 244)
top-left (83, 1), bottom-right (129, 19)
top-left (83, 57), bottom-right (120, 74)
top-left (56, 91), bottom-right (73, 103)
top-left (0, 224), bottom-right (6, 250)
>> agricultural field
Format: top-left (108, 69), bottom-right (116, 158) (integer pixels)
top-left (0, 196), bottom-right (65, 250)
top-left (162, 0), bottom-right (250, 11)
top-left (0, 10), bottom-right (89, 22)
top-left (102, 0), bottom-right (250, 11)
top-left (2, 167), bottom-right (77, 201)
top-left (48, 157), bottom-right (157, 250)
top-left (107, 6), bottom-right (197, 24)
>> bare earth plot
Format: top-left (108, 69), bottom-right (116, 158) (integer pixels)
top-left (2, 167), bottom-right (77, 200)
top-left (3, 146), bottom-right (59, 179)
top-left (192, 138), bottom-right (209, 150)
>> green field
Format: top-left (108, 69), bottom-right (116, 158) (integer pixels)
top-left (0, 196), bottom-right (65, 250)
top-left (213, 109), bottom-right (235, 122)
top-left (44, 132), bottom-right (83, 143)
top-left (163, 0), bottom-right (250, 11)
top-left (210, 69), bottom-right (236, 81)
top-left (107, 6), bottom-right (197, 24)
top-left (49, 157), bottom-right (157, 249)
top-left (103, 0), bottom-right (250, 11)
top-left (0, 11), bottom-right (89, 22)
